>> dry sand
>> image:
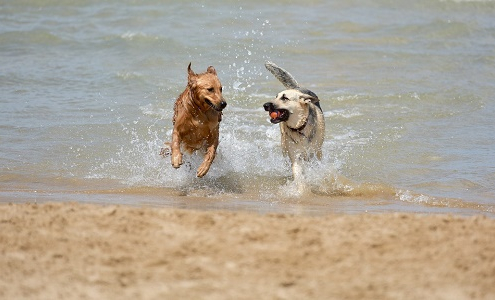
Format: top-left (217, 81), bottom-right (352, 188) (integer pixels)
top-left (1, 202), bottom-right (494, 300)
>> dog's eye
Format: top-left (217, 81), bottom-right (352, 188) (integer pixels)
top-left (207, 87), bottom-right (214, 92)
top-left (281, 94), bottom-right (288, 101)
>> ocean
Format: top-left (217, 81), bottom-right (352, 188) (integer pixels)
top-left (1, 0), bottom-right (494, 216)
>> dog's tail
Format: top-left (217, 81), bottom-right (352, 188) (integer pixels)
top-left (265, 61), bottom-right (300, 89)
top-left (265, 61), bottom-right (323, 112)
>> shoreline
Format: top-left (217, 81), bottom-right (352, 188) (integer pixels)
top-left (1, 201), bottom-right (494, 299)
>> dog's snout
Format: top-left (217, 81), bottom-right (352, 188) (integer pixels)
top-left (263, 102), bottom-right (274, 111)
top-left (220, 101), bottom-right (227, 109)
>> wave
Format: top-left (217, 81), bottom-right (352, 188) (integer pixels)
top-left (0, 30), bottom-right (64, 47)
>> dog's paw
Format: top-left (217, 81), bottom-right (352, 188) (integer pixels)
top-left (171, 153), bottom-right (183, 168)
top-left (196, 162), bottom-right (211, 178)
top-left (159, 147), bottom-right (171, 157)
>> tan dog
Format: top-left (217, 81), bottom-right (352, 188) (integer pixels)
top-left (263, 62), bottom-right (325, 181)
top-left (167, 63), bottom-right (227, 177)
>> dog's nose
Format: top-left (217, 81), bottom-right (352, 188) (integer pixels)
top-left (220, 101), bottom-right (227, 109)
top-left (263, 102), bottom-right (273, 111)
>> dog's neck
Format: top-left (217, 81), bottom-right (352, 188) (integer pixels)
top-left (186, 87), bottom-right (204, 114)
top-left (287, 111), bottom-right (308, 133)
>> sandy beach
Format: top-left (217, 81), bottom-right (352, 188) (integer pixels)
top-left (1, 202), bottom-right (494, 300)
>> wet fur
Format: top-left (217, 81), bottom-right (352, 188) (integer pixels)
top-left (168, 63), bottom-right (226, 177)
top-left (264, 62), bottom-right (325, 180)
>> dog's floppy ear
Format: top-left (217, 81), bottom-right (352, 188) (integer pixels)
top-left (188, 62), bottom-right (197, 85)
top-left (206, 66), bottom-right (217, 75)
top-left (299, 93), bottom-right (319, 104)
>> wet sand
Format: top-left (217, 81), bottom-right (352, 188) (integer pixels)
top-left (1, 201), bottom-right (494, 300)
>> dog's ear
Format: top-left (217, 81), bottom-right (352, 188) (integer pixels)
top-left (299, 93), bottom-right (319, 104)
top-left (206, 66), bottom-right (217, 75)
top-left (188, 62), bottom-right (197, 85)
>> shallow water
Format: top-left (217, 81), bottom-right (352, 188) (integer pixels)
top-left (1, 0), bottom-right (494, 216)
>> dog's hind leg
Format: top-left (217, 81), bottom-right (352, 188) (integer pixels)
top-left (160, 142), bottom-right (171, 157)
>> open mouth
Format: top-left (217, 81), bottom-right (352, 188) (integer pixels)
top-left (205, 99), bottom-right (225, 112)
top-left (267, 109), bottom-right (289, 124)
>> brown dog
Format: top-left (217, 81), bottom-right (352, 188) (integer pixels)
top-left (168, 63), bottom-right (227, 177)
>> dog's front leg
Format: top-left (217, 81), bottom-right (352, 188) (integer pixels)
top-left (197, 140), bottom-right (217, 177)
top-left (291, 159), bottom-right (304, 181)
top-left (196, 130), bottom-right (218, 178)
top-left (291, 152), bottom-right (309, 182)
top-left (171, 128), bottom-right (183, 168)
top-left (196, 145), bottom-right (215, 177)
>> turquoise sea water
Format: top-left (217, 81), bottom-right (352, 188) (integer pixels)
top-left (1, 0), bottom-right (494, 215)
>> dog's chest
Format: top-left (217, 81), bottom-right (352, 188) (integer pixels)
top-left (282, 125), bottom-right (312, 146)
top-left (182, 111), bottom-right (219, 135)
top-left (196, 111), bottom-right (219, 129)
top-left (193, 119), bottom-right (217, 131)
